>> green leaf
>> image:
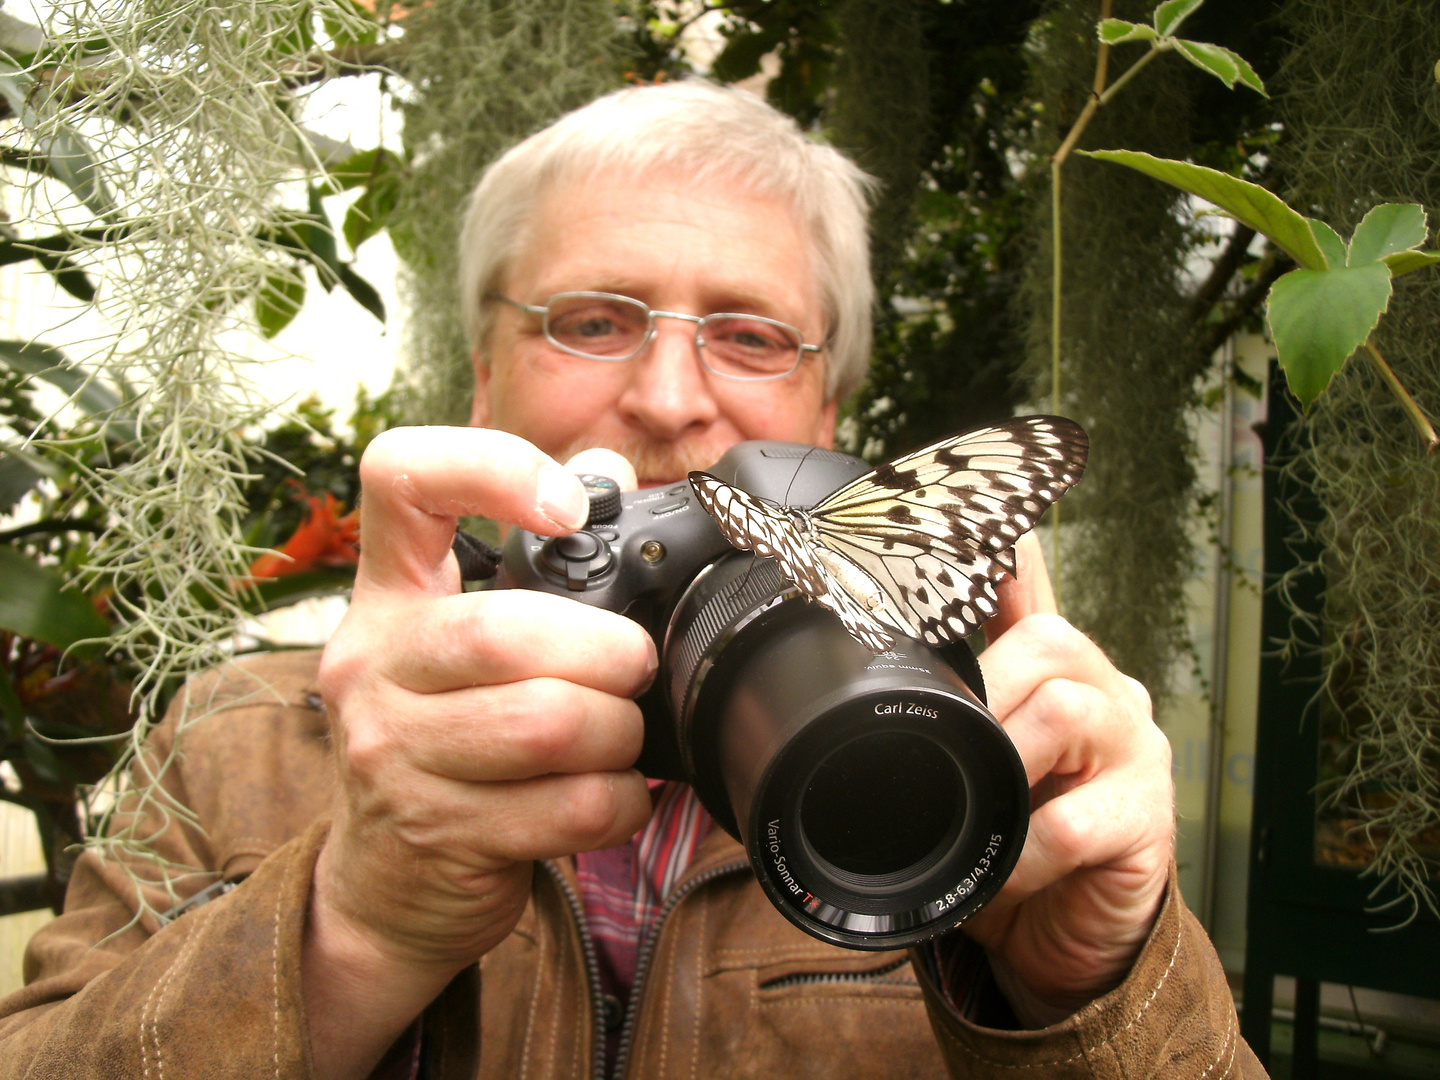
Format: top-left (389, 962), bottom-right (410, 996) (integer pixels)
top-left (1347, 203), bottom-right (1428, 267)
top-left (0, 339), bottom-right (121, 416)
top-left (306, 187), bottom-right (340, 287)
top-left (1308, 219), bottom-right (1347, 270)
top-left (342, 169), bottom-right (401, 252)
top-left (0, 547), bottom-right (110, 650)
top-left (1381, 249), bottom-right (1440, 277)
top-left (335, 263), bottom-right (386, 323)
top-left (0, 454), bottom-right (44, 514)
top-left (0, 60), bottom-right (115, 218)
top-left (710, 27), bottom-right (783, 85)
top-left (1080, 150), bottom-right (1326, 269)
top-left (1266, 263), bottom-right (1392, 410)
top-left (1153, 0), bottom-right (1204, 37)
top-left (1171, 40), bottom-right (1266, 95)
top-left (326, 147), bottom-right (400, 193)
top-left (0, 233), bottom-right (97, 302)
top-left (256, 269), bottom-right (306, 339)
top-left (1173, 38), bottom-right (1236, 83)
top-left (1099, 19), bottom-right (1157, 45)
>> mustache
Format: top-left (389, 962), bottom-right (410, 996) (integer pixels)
top-left (554, 438), bottom-right (727, 484)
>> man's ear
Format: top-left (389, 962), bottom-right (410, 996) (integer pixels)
top-left (813, 397), bottom-right (839, 450)
top-left (469, 350), bottom-right (492, 428)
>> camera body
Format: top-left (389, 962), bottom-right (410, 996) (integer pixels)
top-left (494, 441), bottom-right (1028, 949)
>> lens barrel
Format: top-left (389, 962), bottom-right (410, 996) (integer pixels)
top-left (664, 553), bottom-right (1028, 950)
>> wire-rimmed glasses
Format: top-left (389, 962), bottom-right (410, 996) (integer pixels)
top-left (489, 291), bottom-right (822, 381)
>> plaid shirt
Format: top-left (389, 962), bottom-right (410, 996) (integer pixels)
top-left (574, 780), bottom-right (714, 997)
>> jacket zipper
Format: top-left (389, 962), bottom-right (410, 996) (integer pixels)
top-left (539, 860), bottom-right (609, 1080)
top-left (610, 857), bottom-right (749, 1080)
top-left (758, 955), bottom-right (913, 991)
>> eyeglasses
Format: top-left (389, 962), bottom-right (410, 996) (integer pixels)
top-left (489, 291), bottom-right (822, 382)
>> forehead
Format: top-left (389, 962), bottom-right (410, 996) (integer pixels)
top-left (504, 167), bottom-right (822, 325)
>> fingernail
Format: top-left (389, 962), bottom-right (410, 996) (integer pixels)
top-left (536, 462), bottom-right (588, 530)
top-left (638, 632), bottom-right (660, 693)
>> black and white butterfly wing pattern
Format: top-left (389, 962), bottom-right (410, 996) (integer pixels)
top-left (809, 416), bottom-right (1088, 647)
top-left (687, 473), bottom-right (900, 651)
top-left (689, 415), bottom-right (1089, 652)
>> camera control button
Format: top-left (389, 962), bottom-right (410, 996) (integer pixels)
top-left (577, 474), bottom-right (622, 524)
top-left (650, 499), bottom-right (689, 518)
top-left (554, 532), bottom-right (602, 562)
top-left (540, 531), bottom-right (614, 591)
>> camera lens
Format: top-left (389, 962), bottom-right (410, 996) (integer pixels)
top-left (664, 552), bottom-right (1029, 950)
top-left (800, 732), bottom-right (962, 879)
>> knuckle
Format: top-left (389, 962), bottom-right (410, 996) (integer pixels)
top-left (357, 427), bottom-right (407, 486)
top-left (508, 683), bottom-right (585, 765)
top-left (1123, 675), bottom-right (1153, 719)
top-left (340, 720), bottom-right (400, 787)
top-left (555, 773), bottom-right (621, 846)
top-left (1018, 612), bottom-right (1076, 660)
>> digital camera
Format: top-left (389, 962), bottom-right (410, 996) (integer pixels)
top-left (493, 441), bottom-right (1028, 950)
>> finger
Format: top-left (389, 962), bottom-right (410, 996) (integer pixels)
top-left (361, 589), bottom-right (656, 696)
top-left (405, 768), bottom-right (654, 863)
top-left (989, 768), bottom-right (1172, 907)
top-left (356, 427), bottom-right (589, 596)
top-left (977, 612), bottom-right (1146, 725)
top-left (565, 448), bottom-right (639, 493)
top-left (985, 532), bottom-right (1056, 644)
top-left (992, 677), bottom-right (1135, 791)
top-left (364, 679), bottom-right (645, 782)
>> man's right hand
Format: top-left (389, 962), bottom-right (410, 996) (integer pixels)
top-left (303, 427), bottom-right (656, 1079)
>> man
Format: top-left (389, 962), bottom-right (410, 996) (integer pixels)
top-left (0, 81), bottom-right (1259, 1078)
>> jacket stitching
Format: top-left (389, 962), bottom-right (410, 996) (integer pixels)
top-left (657, 914), bottom-right (678, 1077)
top-left (1198, 1010), bottom-right (1237, 1079)
top-left (271, 845), bottom-right (293, 1080)
top-left (148, 895), bottom-right (216, 1080)
top-left (756, 994), bottom-right (930, 1008)
top-left (713, 945), bottom-right (849, 963)
top-left (517, 916), bottom-right (545, 1080)
top-left (228, 836), bottom-right (278, 851)
top-left (570, 945), bottom-right (583, 1080)
top-left (933, 921), bottom-right (1182, 1069)
top-left (688, 902), bottom-right (707, 1080)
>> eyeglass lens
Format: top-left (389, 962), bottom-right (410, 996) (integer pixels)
top-left (544, 293), bottom-right (802, 378)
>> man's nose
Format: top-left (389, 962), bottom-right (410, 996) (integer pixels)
top-left (615, 321), bottom-right (721, 439)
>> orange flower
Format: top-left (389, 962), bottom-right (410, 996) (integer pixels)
top-left (247, 493), bottom-right (360, 581)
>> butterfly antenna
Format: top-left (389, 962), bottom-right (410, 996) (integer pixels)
top-left (781, 445), bottom-right (820, 508)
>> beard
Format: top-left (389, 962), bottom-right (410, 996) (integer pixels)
top-left (551, 436), bottom-right (733, 486)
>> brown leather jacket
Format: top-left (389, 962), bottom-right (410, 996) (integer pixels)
top-left (0, 650), bottom-right (1263, 1079)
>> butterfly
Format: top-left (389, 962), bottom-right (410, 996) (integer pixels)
top-left (687, 415), bottom-right (1089, 653)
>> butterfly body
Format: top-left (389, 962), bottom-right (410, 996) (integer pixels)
top-left (688, 416), bottom-right (1088, 653)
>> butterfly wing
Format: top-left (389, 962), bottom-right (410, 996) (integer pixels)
top-left (688, 471), bottom-right (898, 651)
top-left (809, 416), bottom-right (1089, 647)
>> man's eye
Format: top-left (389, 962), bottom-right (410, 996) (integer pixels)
top-left (568, 315), bottom-right (621, 338)
top-left (727, 328), bottom-right (783, 350)
top-left (709, 320), bottom-right (791, 352)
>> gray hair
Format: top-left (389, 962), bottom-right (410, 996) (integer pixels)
top-left (458, 80), bottom-right (876, 402)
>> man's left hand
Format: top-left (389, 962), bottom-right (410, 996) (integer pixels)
top-left (962, 533), bottom-right (1173, 1026)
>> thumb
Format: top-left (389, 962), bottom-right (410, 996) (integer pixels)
top-left (564, 448), bottom-right (639, 493)
top-left (984, 532), bottom-right (1057, 645)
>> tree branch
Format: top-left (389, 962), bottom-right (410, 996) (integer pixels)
top-left (1197, 248), bottom-right (1291, 358)
top-left (1187, 223), bottom-right (1256, 324)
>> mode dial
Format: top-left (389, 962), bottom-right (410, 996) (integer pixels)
top-left (578, 474), bottom-right (622, 524)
